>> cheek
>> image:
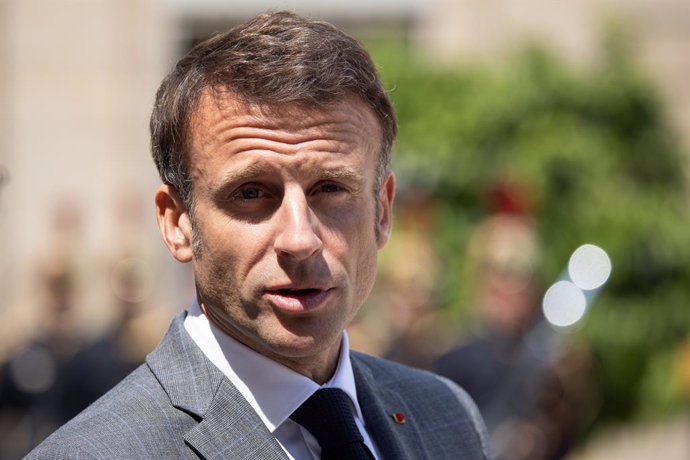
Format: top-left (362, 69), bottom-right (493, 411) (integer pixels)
top-left (192, 218), bottom-right (249, 289)
top-left (333, 216), bottom-right (380, 303)
top-left (192, 247), bottom-right (237, 304)
top-left (324, 195), bottom-right (378, 239)
top-left (322, 206), bottom-right (376, 263)
top-left (354, 250), bottom-right (378, 304)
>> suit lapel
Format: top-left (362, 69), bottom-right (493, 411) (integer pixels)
top-left (352, 354), bottom-right (429, 460)
top-left (184, 378), bottom-right (287, 460)
top-left (146, 312), bottom-right (288, 460)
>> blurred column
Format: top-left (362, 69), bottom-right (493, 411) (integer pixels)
top-left (0, 1), bottom-right (11, 343)
top-left (1, 0), bottom-right (173, 346)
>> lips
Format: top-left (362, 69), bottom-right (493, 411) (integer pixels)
top-left (265, 285), bottom-right (333, 313)
top-left (275, 288), bottom-right (321, 296)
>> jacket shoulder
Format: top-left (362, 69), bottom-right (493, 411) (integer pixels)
top-left (352, 350), bottom-right (471, 395)
top-left (351, 352), bottom-right (491, 459)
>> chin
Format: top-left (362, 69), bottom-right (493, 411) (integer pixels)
top-left (263, 323), bottom-right (342, 357)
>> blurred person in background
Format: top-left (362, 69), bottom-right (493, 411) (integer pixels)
top-left (0, 260), bottom-right (80, 459)
top-left (28, 11), bottom-right (490, 459)
top-left (379, 190), bottom-right (447, 371)
top-left (436, 183), bottom-right (596, 460)
top-left (1, 194), bottom-right (168, 457)
top-left (60, 256), bottom-right (162, 422)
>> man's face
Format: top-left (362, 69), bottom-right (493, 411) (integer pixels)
top-left (156, 91), bottom-right (394, 380)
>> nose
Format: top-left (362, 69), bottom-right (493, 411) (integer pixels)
top-left (273, 188), bottom-right (323, 261)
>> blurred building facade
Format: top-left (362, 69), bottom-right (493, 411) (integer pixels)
top-left (0, 0), bottom-right (688, 350)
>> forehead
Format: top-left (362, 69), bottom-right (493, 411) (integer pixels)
top-left (187, 89), bottom-right (382, 156)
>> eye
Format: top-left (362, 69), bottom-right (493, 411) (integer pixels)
top-left (316, 182), bottom-right (345, 194)
top-left (233, 186), bottom-right (267, 201)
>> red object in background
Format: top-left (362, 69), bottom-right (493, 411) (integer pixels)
top-left (488, 180), bottom-right (533, 216)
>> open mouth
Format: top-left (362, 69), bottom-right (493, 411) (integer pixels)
top-left (266, 287), bottom-right (331, 312)
top-left (275, 288), bottom-right (322, 296)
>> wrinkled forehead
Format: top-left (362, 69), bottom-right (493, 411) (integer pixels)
top-left (187, 87), bottom-right (383, 151)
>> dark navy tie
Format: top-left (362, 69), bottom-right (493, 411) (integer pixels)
top-left (290, 388), bottom-right (375, 460)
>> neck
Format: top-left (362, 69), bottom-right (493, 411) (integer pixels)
top-left (200, 300), bottom-right (343, 384)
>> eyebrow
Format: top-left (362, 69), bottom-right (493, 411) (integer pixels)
top-left (317, 167), bottom-right (364, 185)
top-left (214, 163), bottom-right (366, 193)
top-left (218, 162), bottom-right (272, 186)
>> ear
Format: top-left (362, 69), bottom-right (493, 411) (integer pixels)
top-left (376, 172), bottom-right (396, 249)
top-left (155, 184), bottom-right (194, 263)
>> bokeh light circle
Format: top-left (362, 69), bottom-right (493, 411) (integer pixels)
top-left (568, 244), bottom-right (612, 290)
top-left (542, 280), bottom-right (587, 327)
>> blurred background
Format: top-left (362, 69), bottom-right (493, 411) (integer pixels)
top-left (0, 0), bottom-right (688, 459)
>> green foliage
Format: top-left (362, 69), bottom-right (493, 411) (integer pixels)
top-left (369, 37), bottom-right (690, 429)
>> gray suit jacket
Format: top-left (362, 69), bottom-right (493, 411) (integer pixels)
top-left (27, 312), bottom-right (490, 459)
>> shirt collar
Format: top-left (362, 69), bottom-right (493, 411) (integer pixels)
top-left (183, 299), bottom-right (363, 432)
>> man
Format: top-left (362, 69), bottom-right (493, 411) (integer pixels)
top-left (436, 204), bottom-right (594, 460)
top-left (28, 11), bottom-right (489, 459)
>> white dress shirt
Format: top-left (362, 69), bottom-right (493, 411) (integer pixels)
top-left (183, 300), bottom-right (380, 459)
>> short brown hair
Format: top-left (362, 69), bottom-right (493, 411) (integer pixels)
top-left (150, 10), bottom-right (397, 208)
